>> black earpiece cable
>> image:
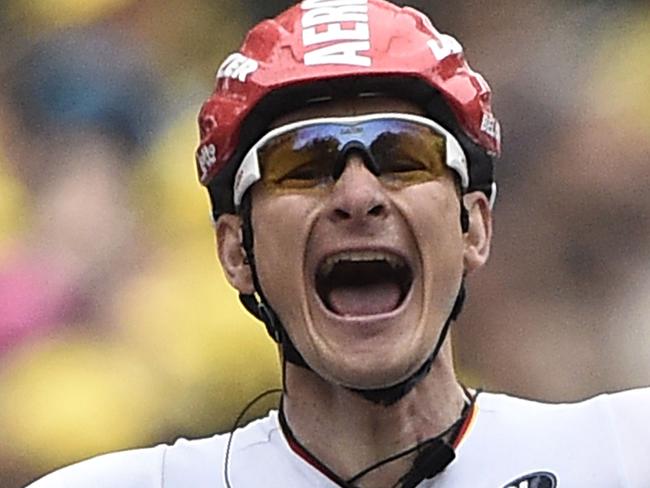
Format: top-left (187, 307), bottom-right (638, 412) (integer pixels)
top-left (224, 389), bottom-right (283, 488)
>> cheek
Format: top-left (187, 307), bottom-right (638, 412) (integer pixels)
top-left (251, 192), bottom-right (319, 319)
top-left (420, 206), bottom-right (464, 265)
top-left (395, 182), bottom-right (465, 295)
top-left (399, 180), bottom-right (462, 241)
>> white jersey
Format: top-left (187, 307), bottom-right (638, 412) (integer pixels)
top-left (28, 388), bottom-right (650, 487)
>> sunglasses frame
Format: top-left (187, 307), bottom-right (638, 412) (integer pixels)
top-left (233, 112), bottom-right (469, 207)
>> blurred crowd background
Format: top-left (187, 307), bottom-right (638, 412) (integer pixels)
top-left (0, 0), bottom-right (648, 486)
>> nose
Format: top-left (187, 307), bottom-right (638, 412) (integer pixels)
top-left (326, 153), bottom-right (389, 223)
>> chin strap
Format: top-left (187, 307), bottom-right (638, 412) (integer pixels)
top-left (237, 194), bottom-right (469, 406)
top-left (238, 292), bottom-right (308, 367)
top-left (350, 280), bottom-right (465, 406)
top-left (238, 193), bottom-right (308, 367)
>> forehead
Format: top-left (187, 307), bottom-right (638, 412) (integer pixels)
top-left (271, 96), bottom-right (426, 127)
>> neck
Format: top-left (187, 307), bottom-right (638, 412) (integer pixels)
top-left (281, 345), bottom-right (466, 488)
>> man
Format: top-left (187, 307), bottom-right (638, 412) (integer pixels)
top-left (29, 0), bottom-right (650, 487)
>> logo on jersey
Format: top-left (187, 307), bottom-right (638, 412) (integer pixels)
top-left (502, 472), bottom-right (557, 488)
top-left (301, 0), bottom-right (371, 67)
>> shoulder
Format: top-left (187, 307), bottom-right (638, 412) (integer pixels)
top-left (163, 411), bottom-right (283, 487)
top-left (596, 387), bottom-right (650, 484)
top-left (599, 387), bottom-right (650, 440)
top-left (27, 411), bottom-right (280, 488)
top-left (473, 388), bottom-right (650, 484)
top-left (26, 444), bottom-right (169, 488)
top-left (478, 386), bottom-right (650, 417)
top-left (476, 387), bottom-right (650, 430)
top-left (599, 385), bottom-right (650, 414)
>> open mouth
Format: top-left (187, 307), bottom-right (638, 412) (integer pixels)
top-left (315, 251), bottom-right (413, 317)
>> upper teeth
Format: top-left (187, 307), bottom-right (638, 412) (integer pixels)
top-left (320, 251), bottom-right (404, 277)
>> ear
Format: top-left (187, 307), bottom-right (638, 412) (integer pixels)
top-left (216, 213), bottom-right (255, 294)
top-left (462, 191), bottom-right (492, 273)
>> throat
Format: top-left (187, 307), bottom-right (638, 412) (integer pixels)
top-left (279, 397), bottom-right (473, 488)
top-left (281, 373), bottom-right (474, 488)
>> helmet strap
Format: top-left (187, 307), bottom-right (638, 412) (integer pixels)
top-left (238, 194), bottom-right (310, 368)
top-left (460, 202), bottom-right (469, 233)
top-left (350, 280), bottom-right (465, 406)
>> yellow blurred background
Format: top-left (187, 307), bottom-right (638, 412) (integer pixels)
top-left (0, 1), bottom-right (649, 486)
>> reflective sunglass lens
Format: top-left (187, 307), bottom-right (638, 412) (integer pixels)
top-left (256, 118), bottom-right (449, 191)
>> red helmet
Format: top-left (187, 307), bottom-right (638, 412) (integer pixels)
top-left (197, 0), bottom-right (501, 216)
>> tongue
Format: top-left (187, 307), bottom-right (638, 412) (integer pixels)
top-left (328, 280), bottom-right (402, 316)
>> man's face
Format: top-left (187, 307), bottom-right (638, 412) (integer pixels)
top-left (220, 97), bottom-right (490, 390)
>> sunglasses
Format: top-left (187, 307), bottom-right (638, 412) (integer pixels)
top-left (233, 113), bottom-right (468, 207)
